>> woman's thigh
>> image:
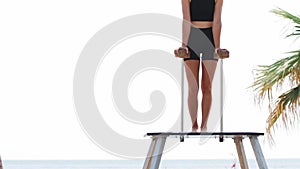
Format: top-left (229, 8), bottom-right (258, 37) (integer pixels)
top-left (201, 60), bottom-right (218, 87)
top-left (184, 60), bottom-right (200, 89)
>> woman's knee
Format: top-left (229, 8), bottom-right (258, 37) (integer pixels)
top-left (201, 83), bottom-right (212, 94)
top-left (188, 84), bottom-right (199, 96)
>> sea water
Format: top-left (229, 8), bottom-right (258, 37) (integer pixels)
top-left (2, 159), bottom-right (300, 169)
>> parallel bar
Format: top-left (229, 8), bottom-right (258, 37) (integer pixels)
top-left (219, 59), bottom-right (224, 142)
top-left (143, 136), bottom-right (167, 169)
top-left (180, 60), bottom-right (184, 142)
top-left (250, 136), bottom-right (268, 169)
top-left (234, 137), bottom-right (249, 169)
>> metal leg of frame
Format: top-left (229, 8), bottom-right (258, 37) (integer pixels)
top-left (143, 136), bottom-right (167, 169)
top-left (234, 137), bottom-right (249, 169)
top-left (0, 156), bottom-right (3, 169)
top-left (250, 136), bottom-right (268, 169)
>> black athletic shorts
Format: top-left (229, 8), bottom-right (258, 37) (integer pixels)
top-left (184, 26), bottom-right (217, 61)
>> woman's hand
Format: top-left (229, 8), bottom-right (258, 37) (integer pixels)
top-left (174, 46), bottom-right (190, 58)
top-left (214, 48), bottom-right (229, 59)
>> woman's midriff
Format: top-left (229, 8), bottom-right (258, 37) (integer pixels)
top-left (191, 21), bottom-right (213, 28)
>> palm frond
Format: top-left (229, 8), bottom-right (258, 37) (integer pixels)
top-left (285, 50), bottom-right (300, 84)
top-left (251, 50), bottom-right (300, 104)
top-left (266, 85), bottom-right (300, 134)
top-left (271, 8), bottom-right (300, 37)
top-left (252, 8), bottom-right (300, 142)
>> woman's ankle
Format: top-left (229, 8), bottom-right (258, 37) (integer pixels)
top-left (192, 123), bottom-right (198, 132)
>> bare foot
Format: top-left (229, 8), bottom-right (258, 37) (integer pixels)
top-left (192, 123), bottom-right (199, 132)
top-left (200, 127), bottom-right (207, 132)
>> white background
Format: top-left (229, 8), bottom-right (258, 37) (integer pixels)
top-left (0, 0), bottom-right (300, 160)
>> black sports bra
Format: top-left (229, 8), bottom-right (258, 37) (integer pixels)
top-left (190, 0), bottom-right (215, 21)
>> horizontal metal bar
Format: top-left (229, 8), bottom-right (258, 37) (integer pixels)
top-left (146, 132), bottom-right (264, 137)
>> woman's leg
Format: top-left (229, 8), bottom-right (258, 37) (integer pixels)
top-left (184, 60), bottom-right (200, 131)
top-left (200, 60), bottom-right (218, 131)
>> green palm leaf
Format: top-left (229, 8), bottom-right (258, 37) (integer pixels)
top-left (271, 8), bottom-right (300, 37)
top-left (252, 8), bottom-right (300, 139)
top-left (252, 50), bottom-right (300, 102)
